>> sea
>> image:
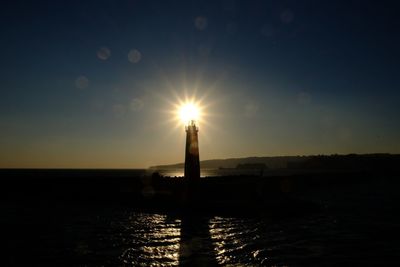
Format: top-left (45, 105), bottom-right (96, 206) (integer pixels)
top-left (150, 168), bottom-right (274, 177)
top-left (1, 169), bottom-right (400, 266)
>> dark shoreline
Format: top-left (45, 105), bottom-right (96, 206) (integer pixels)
top-left (1, 169), bottom-right (400, 266)
top-left (1, 168), bottom-right (399, 216)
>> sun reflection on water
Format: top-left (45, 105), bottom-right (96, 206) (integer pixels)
top-left (113, 211), bottom-right (329, 266)
top-left (118, 213), bottom-right (264, 265)
top-left (209, 216), bottom-right (263, 265)
top-left (119, 214), bottom-right (181, 266)
top-left (66, 209), bottom-right (330, 266)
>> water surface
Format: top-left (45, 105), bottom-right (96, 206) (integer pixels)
top-left (3, 199), bottom-right (399, 266)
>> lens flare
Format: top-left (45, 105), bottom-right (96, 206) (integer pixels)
top-left (179, 102), bottom-right (200, 125)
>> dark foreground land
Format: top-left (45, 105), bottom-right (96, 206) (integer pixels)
top-left (1, 168), bottom-right (399, 213)
top-left (1, 168), bottom-right (400, 266)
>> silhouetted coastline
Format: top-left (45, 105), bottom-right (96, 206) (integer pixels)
top-left (1, 153), bottom-right (400, 215)
top-left (2, 154), bottom-right (400, 265)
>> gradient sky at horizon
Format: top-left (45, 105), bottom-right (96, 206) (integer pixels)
top-left (1, 0), bottom-right (400, 168)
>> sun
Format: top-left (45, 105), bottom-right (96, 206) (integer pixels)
top-left (178, 102), bottom-right (200, 125)
top-left (159, 89), bottom-right (212, 132)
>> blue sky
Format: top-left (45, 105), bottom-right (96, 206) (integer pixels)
top-left (1, 0), bottom-right (399, 168)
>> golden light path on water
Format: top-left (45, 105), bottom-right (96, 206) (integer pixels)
top-left (118, 213), bottom-right (264, 266)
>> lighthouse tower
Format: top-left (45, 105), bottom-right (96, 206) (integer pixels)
top-left (184, 120), bottom-right (200, 180)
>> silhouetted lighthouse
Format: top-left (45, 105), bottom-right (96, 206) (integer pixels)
top-left (184, 120), bottom-right (200, 180)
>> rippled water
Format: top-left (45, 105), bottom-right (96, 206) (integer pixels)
top-left (4, 197), bottom-right (398, 266)
top-left (62, 209), bottom-right (335, 266)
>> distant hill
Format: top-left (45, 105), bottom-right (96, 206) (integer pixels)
top-left (151, 156), bottom-right (308, 169)
top-left (150, 154), bottom-right (400, 171)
